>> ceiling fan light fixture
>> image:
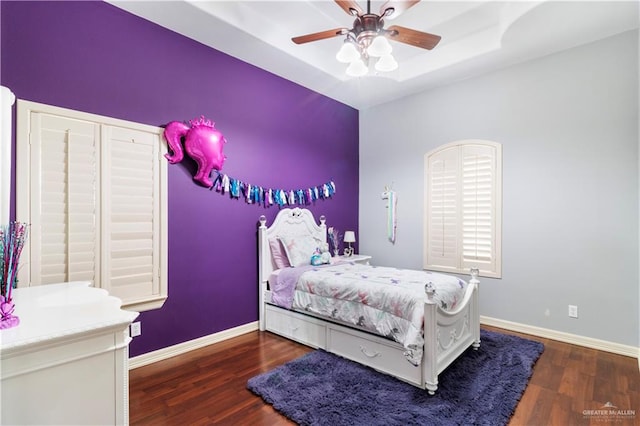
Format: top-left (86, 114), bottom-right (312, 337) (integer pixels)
top-left (336, 41), bottom-right (360, 63)
top-left (292, 0), bottom-right (441, 78)
top-left (375, 54), bottom-right (398, 72)
top-left (367, 35), bottom-right (392, 57)
top-left (346, 58), bottom-right (368, 77)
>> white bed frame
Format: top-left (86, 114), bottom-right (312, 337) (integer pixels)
top-left (258, 208), bottom-right (480, 394)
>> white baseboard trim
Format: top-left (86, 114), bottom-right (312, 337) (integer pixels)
top-left (481, 316), bottom-right (639, 359)
top-left (129, 321), bottom-right (259, 369)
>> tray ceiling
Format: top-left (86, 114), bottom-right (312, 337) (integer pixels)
top-left (109, 1), bottom-right (639, 109)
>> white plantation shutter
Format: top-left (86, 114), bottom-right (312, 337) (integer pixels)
top-left (17, 101), bottom-right (167, 311)
top-left (461, 144), bottom-right (499, 273)
top-left (103, 126), bottom-right (162, 304)
top-left (426, 146), bottom-right (459, 270)
top-left (30, 114), bottom-right (100, 285)
top-left (424, 141), bottom-right (501, 278)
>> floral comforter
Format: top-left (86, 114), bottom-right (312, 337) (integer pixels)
top-left (271, 262), bottom-right (467, 366)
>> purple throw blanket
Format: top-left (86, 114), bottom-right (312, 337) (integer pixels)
top-left (271, 265), bottom-right (317, 309)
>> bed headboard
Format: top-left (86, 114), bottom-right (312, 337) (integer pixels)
top-left (258, 208), bottom-right (327, 284)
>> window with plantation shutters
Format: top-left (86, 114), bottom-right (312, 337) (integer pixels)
top-left (16, 100), bottom-right (168, 311)
top-left (424, 141), bottom-right (502, 278)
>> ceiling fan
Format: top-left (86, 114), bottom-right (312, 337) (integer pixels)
top-left (292, 0), bottom-right (441, 75)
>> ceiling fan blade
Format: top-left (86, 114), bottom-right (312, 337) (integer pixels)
top-left (292, 28), bottom-right (349, 45)
top-left (386, 25), bottom-right (441, 50)
top-left (335, 0), bottom-right (363, 16)
top-left (379, 0), bottom-right (420, 20)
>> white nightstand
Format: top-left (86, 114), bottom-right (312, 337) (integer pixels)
top-left (340, 254), bottom-right (372, 265)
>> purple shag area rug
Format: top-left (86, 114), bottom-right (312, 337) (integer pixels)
top-left (247, 330), bottom-right (544, 426)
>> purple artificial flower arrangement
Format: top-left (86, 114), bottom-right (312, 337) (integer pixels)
top-left (327, 227), bottom-right (341, 257)
top-left (1, 222), bottom-right (29, 329)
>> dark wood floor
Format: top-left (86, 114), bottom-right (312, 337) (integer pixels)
top-left (129, 326), bottom-right (639, 425)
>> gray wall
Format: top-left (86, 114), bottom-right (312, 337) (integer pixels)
top-left (359, 30), bottom-right (639, 347)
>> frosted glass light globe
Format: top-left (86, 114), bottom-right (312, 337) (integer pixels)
top-left (336, 42), bottom-right (360, 63)
top-left (367, 36), bottom-right (392, 57)
top-left (346, 58), bottom-right (368, 77)
top-left (375, 54), bottom-right (398, 72)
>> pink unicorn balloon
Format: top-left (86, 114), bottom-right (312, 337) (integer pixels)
top-left (164, 116), bottom-right (227, 187)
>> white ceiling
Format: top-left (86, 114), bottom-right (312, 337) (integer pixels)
top-left (109, 0), bottom-right (639, 109)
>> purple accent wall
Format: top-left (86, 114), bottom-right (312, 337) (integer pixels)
top-left (1, 1), bottom-right (359, 356)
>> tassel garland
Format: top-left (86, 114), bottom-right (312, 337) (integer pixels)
top-left (210, 172), bottom-right (336, 208)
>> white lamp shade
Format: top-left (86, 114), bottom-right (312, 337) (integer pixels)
top-left (375, 54), bottom-right (398, 72)
top-left (343, 231), bottom-right (356, 243)
top-left (336, 42), bottom-right (360, 63)
top-left (367, 36), bottom-right (392, 57)
top-left (346, 58), bottom-right (368, 77)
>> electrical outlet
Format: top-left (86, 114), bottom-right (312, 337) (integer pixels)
top-left (568, 305), bottom-right (578, 318)
top-left (130, 321), bottom-right (142, 337)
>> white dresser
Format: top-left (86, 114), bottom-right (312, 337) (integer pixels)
top-left (0, 282), bottom-right (138, 425)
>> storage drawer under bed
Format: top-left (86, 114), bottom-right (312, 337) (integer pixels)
top-left (326, 325), bottom-right (423, 387)
top-left (265, 304), bottom-right (327, 348)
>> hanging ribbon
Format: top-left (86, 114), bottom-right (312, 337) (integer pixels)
top-left (382, 188), bottom-right (397, 243)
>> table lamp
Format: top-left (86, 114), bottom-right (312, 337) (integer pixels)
top-left (343, 231), bottom-right (355, 256)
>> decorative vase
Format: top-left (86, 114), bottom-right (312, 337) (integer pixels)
top-left (0, 297), bottom-right (19, 329)
top-left (333, 249), bottom-right (340, 257)
top-left (1, 221), bottom-right (29, 330)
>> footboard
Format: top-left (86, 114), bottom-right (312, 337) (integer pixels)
top-left (422, 269), bottom-right (481, 395)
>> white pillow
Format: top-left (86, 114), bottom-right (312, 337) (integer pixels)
top-left (278, 234), bottom-right (322, 267)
